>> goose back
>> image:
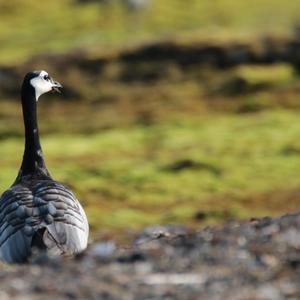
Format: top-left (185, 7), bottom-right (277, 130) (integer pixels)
top-left (0, 179), bottom-right (88, 263)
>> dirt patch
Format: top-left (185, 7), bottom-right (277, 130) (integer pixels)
top-left (2, 33), bottom-right (300, 96)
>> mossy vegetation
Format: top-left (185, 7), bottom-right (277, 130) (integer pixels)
top-left (1, 1), bottom-right (300, 237)
top-left (1, 109), bottom-right (300, 233)
top-left (0, 0), bottom-right (300, 64)
top-left (0, 62), bottom-right (299, 236)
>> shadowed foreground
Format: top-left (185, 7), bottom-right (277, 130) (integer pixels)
top-left (1, 212), bottom-right (300, 300)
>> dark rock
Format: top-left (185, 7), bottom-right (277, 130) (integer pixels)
top-left (0, 212), bottom-right (300, 299)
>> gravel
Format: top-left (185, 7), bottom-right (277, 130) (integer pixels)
top-left (1, 212), bottom-right (300, 299)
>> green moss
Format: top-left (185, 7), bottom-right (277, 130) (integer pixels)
top-left (235, 65), bottom-right (295, 86)
top-left (0, 0), bottom-right (300, 63)
top-left (1, 109), bottom-right (300, 233)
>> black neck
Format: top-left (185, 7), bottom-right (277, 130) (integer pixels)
top-left (16, 82), bottom-right (50, 181)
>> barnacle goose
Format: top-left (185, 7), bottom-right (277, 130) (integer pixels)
top-left (0, 71), bottom-right (89, 263)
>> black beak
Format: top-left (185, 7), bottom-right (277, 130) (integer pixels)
top-left (51, 79), bottom-right (63, 93)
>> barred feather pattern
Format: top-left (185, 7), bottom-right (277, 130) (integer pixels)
top-left (0, 180), bottom-right (89, 263)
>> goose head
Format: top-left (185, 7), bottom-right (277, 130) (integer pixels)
top-left (27, 70), bottom-right (63, 101)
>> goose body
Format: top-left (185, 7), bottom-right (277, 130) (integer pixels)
top-left (0, 71), bottom-right (89, 263)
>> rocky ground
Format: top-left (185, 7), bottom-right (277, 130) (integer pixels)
top-left (0, 213), bottom-right (300, 299)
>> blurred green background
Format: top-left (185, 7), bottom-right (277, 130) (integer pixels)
top-left (1, 0), bottom-right (300, 237)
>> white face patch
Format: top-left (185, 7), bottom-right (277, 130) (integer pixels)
top-left (30, 70), bottom-right (54, 101)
